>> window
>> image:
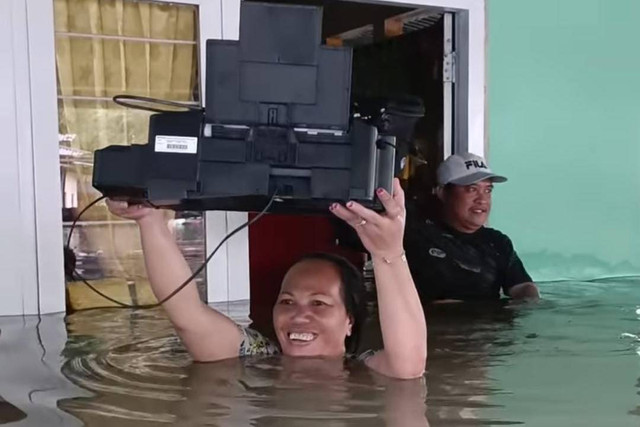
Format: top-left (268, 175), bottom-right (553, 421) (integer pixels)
top-left (55, 0), bottom-right (206, 308)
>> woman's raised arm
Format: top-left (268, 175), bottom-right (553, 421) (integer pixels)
top-left (329, 179), bottom-right (427, 379)
top-left (107, 200), bottom-right (243, 362)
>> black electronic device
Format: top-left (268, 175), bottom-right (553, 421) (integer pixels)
top-left (93, 2), bottom-right (422, 213)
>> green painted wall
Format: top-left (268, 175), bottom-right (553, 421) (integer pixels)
top-left (487, 0), bottom-right (640, 281)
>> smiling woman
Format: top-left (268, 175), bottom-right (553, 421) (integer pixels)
top-left (106, 178), bottom-right (427, 379)
top-left (273, 253), bottom-right (366, 357)
top-left (237, 254), bottom-right (365, 358)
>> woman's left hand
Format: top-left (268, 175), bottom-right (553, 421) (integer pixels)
top-left (330, 178), bottom-right (405, 260)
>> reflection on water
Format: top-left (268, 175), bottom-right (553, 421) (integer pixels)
top-left (0, 314), bottom-right (89, 427)
top-left (56, 305), bottom-right (431, 426)
top-left (0, 395), bottom-right (26, 424)
top-left (2, 281), bottom-right (640, 426)
top-left (61, 351), bottom-right (430, 426)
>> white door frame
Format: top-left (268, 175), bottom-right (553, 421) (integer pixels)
top-left (352, 0), bottom-right (486, 157)
top-left (217, 0), bottom-right (486, 157)
top-left (202, 1), bottom-right (251, 304)
top-left (2, 0), bottom-right (62, 316)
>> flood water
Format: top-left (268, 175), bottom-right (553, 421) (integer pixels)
top-left (2, 280), bottom-right (640, 426)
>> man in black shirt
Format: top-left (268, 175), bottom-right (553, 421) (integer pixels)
top-left (405, 152), bottom-right (539, 303)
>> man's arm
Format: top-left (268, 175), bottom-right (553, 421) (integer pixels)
top-left (499, 232), bottom-right (538, 301)
top-left (507, 282), bottom-right (540, 300)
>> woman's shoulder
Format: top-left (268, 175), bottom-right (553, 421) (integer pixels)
top-left (239, 327), bottom-right (280, 357)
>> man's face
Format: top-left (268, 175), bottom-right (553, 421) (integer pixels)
top-left (441, 179), bottom-right (494, 233)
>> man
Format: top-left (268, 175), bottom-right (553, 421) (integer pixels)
top-left (404, 152), bottom-right (539, 303)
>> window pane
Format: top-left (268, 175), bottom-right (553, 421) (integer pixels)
top-left (56, 0), bottom-right (206, 309)
top-left (54, 0), bottom-right (198, 41)
top-left (55, 37), bottom-right (198, 100)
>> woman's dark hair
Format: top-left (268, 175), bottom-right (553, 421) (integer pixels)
top-left (294, 253), bottom-right (367, 354)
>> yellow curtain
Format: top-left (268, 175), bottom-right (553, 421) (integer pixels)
top-left (55, 0), bottom-right (198, 296)
top-left (55, 0), bottom-right (197, 153)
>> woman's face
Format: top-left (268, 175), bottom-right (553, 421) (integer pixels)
top-left (272, 259), bottom-right (352, 357)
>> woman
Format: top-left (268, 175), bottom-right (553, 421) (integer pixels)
top-left (107, 179), bottom-right (426, 379)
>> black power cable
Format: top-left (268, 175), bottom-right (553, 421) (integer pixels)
top-left (65, 195), bottom-right (277, 310)
top-left (112, 94), bottom-right (204, 114)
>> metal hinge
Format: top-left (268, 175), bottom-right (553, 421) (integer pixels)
top-left (443, 51), bottom-right (456, 83)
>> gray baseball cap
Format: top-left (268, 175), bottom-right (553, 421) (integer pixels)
top-left (437, 153), bottom-right (507, 186)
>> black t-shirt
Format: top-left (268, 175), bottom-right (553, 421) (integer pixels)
top-left (404, 215), bottom-right (532, 302)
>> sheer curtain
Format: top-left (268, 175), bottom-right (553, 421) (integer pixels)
top-left (54, 0), bottom-right (200, 308)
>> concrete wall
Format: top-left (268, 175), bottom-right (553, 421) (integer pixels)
top-left (487, 0), bottom-right (640, 281)
top-left (0, 0), bottom-right (65, 316)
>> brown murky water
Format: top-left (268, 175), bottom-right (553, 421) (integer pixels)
top-left (2, 281), bottom-right (640, 426)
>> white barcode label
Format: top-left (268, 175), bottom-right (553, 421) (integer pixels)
top-left (154, 135), bottom-right (198, 154)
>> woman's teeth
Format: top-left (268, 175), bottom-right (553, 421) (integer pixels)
top-left (288, 332), bottom-right (315, 341)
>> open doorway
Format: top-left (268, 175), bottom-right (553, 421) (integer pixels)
top-left (247, 0), bottom-right (451, 333)
top-left (257, 0), bottom-right (448, 204)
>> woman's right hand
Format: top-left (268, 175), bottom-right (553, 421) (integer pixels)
top-left (106, 199), bottom-right (163, 225)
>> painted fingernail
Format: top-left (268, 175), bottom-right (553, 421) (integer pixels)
top-left (377, 188), bottom-right (385, 195)
top-left (329, 203), bottom-right (337, 211)
top-left (346, 201), bottom-right (354, 208)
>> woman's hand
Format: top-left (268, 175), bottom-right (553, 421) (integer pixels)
top-left (106, 199), bottom-right (163, 226)
top-left (332, 178), bottom-right (426, 379)
top-left (329, 178), bottom-right (405, 260)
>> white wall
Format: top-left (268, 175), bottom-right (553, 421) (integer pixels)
top-left (0, 0), bottom-right (35, 316)
top-left (204, 0), bottom-right (251, 303)
top-left (0, 0), bottom-right (65, 316)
